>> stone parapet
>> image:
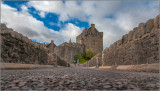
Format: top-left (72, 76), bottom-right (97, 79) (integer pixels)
top-left (83, 14), bottom-right (159, 67)
top-left (1, 24), bottom-right (68, 66)
top-left (102, 14), bottom-right (159, 66)
top-left (1, 23), bottom-right (47, 50)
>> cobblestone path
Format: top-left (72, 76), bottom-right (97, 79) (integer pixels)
top-left (1, 67), bottom-right (159, 90)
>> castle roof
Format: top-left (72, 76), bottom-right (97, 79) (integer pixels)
top-left (77, 24), bottom-right (102, 38)
top-left (47, 40), bottom-right (56, 48)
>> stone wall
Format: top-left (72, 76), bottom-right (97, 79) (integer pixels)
top-left (54, 43), bottom-right (85, 63)
top-left (1, 24), bottom-right (48, 64)
top-left (46, 40), bottom-right (56, 53)
top-left (1, 23), bottom-right (69, 67)
top-left (47, 53), bottom-right (70, 67)
top-left (83, 53), bottom-right (102, 67)
top-left (83, 15), bottom-right (159, 67)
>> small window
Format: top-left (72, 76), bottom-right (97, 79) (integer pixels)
top-left (93, 40), bottom-right (96, 46)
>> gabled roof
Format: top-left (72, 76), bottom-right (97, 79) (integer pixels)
top-left (77, 24), bottom-right (101, 38)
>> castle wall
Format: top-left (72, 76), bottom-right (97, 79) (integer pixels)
top-left (1, 24), bottom-right (48, 64)
top-left (84, 36), bottom-right (103, 53)
top-left (54, 44), bottom-right (85, 63)
top-left (1, 24), bottom-right (69, 67)
top-left (83, 53), bottom-right (102, 67)
top-left (47, 53), bottom-right (70, 67)
top-left (83, 15), bottom-right (159, 67)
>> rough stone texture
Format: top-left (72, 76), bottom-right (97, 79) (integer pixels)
top-left (1, 24), bottom-right (68, 67)
top-left (47, 53), bottom-right (70, 67)
top-left (1, 26), bottom-right (48, 64)
top-left (102, 15), bottom-right (159, 66)
top-left (83, 14), bottom-right (159, 67)
top-left (76, 24), bottom-right (103, 53)
top-left (83, 53), bottom-right (102, 67)
top-left (1, 68), bottom-right (159, 90)
top-left (46, 40), bottom-right (56, 53)
top-left (54, 42), bottom-right (85, 63)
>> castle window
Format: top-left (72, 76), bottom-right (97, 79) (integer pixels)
top-left (93, 40), bottom-right (96, 46)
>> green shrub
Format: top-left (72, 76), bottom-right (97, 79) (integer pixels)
top-left (72, 49), bottom-right (97, 64)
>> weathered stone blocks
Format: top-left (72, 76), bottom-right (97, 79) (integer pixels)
top-left (133, 27), bottom-right (139, 39)
top-left (117, 40), bottom-right (122, 46)
top-left (121, 34), bottom-right (128, 45)
top-left (83, 14), bottom-right (159, 67)
top-left (144, 19), bottom-right (154, 33)
top-left (1, 23), bottom-right (69, 66)
top-left (76, 24), bottom-right (103, 53)
top-left (128, 31), bottom-right (134, 41)
top-left (154, 15), bottom-right (159, 28)
top-left (138, 23), bottom-right (145, 35)
top-left (54, 43), bottom-right (85, 63)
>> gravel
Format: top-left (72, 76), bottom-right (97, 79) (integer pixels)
top-left (1, 67), bottom-right (159, 90)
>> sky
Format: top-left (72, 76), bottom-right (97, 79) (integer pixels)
top-left (1, 1), bottom-right (159, 49)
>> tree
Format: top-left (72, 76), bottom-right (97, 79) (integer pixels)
top-left (85, 49), bottom-right (97, 60)
top-left (73, 49), bottom-right (97, 64)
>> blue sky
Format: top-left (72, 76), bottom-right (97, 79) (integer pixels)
top-left (2, 1), bottom-right (90, 31)
top-left (1, 1), bottom-right (159, 49)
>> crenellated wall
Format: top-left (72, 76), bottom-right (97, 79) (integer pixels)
top-left (54, 42), bottom-right (85, 63)
top-left (83, 15), bottom-right (159, 67)
top-left (1, 24), bottom-right (48, 64)
top-left (1, 23), bottom-right (69, 67)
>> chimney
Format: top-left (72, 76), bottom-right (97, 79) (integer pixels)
top-left (51, 40), bottom-right (54, 44)
top-left (91, 24), bottom-right (95, 28)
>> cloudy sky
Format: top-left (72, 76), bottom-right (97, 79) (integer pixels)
top-left (1, 1), bottom-right (159, 49)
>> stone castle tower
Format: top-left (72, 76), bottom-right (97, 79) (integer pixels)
top-left (47, 24), bottom-right (103, 63)
top-left (76, 24), bottom-right (103, 53)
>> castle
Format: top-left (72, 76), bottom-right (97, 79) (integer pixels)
top-left (76, 24), bottom-right (103, 53)
top-left (1, 15), bottom-right (159, 67)
top-left (49, 24), bottom-right (103, 63)
top-left (1, 23), bottom-right (103, 65)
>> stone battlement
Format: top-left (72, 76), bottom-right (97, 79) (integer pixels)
top-left (106, 15), bottom-right (159, 53)
top-left (1, 24), bottom-right (48, 51)
top-left (1, 24), bottom-right (69, 67)
top-left (54, 41), bottom-right (85, 63)
top-left (83, 14), bottom-right (159, 67)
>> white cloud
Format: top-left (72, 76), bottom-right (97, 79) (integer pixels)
top-left (49, 22), bottom-right (54, 26)
top-left (2, 1), bottom-right (159, 48)
top-left (27, 1), bottom-right (88, 22)
top-left (59, 23), bottom-right (82, 42)
top-left (1, 3), bottom-right (53, 42)
top-left (21, 5), bottom-right (28, 12)
top-left (1, 3), bottom-right (82, 46)
top-left (27, 1), bottom-right (159, 48)
top-left (39, 11), bottom-right (46, 18)
top-left (81, 1), bottom-right (159, 47)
